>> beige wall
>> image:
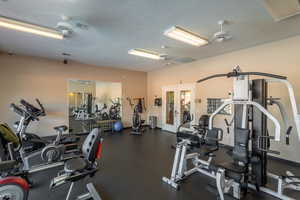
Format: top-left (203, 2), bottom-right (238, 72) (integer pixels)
top-left (0, 53), bottom-right (147, 136)
top-left (147, 35), bottom-right (300, 163)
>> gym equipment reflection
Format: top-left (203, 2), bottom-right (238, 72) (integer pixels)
top-left (68, 80), bottom-right (122, 134)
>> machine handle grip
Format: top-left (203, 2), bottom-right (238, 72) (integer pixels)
top-left (218, 128), bottom-right (224, 141)
top-left (227, 71), bottom-right (286, 80)
top-left (35, 99), bottom-right (46, 116)
top-left (286, 126), bottom-right (293, 145)
top-left (20, 99), bottom-right (44, 118)
top-left (10, 103), bottom-right (38, 121)
top-left (10, 103), bottom-right (25, 117)
top-left (224, 119), bottom-right (230, 134)
top-left (197, 73), bottom-right (228, 83)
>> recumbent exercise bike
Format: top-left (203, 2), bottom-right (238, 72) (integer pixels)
top-left (0, 128), bottom-right (103, 200)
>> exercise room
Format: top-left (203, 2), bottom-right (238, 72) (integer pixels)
top-left (0, 1), bottom-right (300, 200)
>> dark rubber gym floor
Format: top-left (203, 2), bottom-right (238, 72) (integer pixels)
top-left (30, 128), bottom-right (300, 200)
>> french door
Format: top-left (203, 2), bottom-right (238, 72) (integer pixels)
top-left (162, 84), bottom-right (196, 133)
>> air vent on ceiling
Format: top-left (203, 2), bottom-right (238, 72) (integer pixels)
top-left (173, 57), bottom-right (196, 64)
top-left (263, 0), bottom-right (300, 21)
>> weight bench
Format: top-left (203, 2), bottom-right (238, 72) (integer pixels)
top-left (162, 128), bottom-right (223, 189)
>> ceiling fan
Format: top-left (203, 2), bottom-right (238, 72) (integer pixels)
top-left (211, 20), bottom-right (232, 43)
top-left (56, 15), bottom-right (89, 38)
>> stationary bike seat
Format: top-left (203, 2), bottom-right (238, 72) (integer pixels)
top-left (53, 125), bottom-right (68, 132)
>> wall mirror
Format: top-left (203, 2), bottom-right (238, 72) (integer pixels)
top-left (68, 80), bottom-right (122, 134)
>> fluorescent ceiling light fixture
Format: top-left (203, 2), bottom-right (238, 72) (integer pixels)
top-left (164, 26), bottom-right (208, 46)
top-left (128, 49), bottom-right (165, 60)
top-left (0, 16), bottom-right (63, 40)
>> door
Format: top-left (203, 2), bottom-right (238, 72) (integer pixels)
top-left (162, 84), bottom-right (196, 133)
top-left (162, 85), bottom-right (178, 132)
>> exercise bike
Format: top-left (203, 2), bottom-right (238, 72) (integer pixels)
top-left (9, 102), bottom-right (79, 174)
top-left (108, 99), bottom-right (121, 120)
top-left (50, 128), bottom-right (103, 200)
top-left (0, 158), bottom-right (30, 200)
top-left (14, 99), bottom-right (79, 154)
top-left (0, 128), bottom-right (103, 200)
top-left (95, 104), bottom-right (109, 120)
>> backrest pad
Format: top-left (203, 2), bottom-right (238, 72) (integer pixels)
top-left (82, 128), bottom-right (102, 164)
top-left (232, 128), bottom-right (250, 164)
top-left (205, 128), bottom-right (221, 147)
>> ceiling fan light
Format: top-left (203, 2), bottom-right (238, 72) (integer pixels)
top-left (0, 16), bottom-right (63, 40)
top-left (164, 26), bottom-right (208, 46)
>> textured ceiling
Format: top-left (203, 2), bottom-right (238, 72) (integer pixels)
top-left (0, 0), bottom-right (300, 71)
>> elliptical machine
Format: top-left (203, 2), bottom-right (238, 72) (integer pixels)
top-left (127, 98), bottom-right (146, 135)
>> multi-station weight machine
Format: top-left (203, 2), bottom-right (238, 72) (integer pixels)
top-left (162, 67), bottom-right (300, 200)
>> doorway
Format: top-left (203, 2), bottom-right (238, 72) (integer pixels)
top-left (162, 84), bottom-right (196, 133)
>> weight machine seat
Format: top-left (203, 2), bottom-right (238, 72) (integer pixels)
top-left (199, 146), bottom-right (218, 157)
top-left (53, 125), bottom-right (68, 132)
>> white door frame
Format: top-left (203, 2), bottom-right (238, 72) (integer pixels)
top-left (162, 83), bottom-right (196, 133)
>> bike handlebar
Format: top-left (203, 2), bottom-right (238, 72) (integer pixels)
top-left (10, 103), bottom-right (25, 117)
top-left (35, 99), bottom-right (46, 116)
top-left (10, 103), bottom-right (39, 121)
top-left (20, 99), bottom-right (46, 117)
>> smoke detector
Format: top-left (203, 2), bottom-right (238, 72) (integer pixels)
top-left (212, 20), bottom-right (232, 42)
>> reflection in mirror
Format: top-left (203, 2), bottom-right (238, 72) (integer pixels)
top-left (166, 91), bottom-right (174, 125)
top-left (68, 80), bottom-right (122, 134)
top-left (180, 90), bottom-right (191, 128)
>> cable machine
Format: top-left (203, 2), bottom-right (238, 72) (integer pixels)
top-left (163, 66), bottom-right (300, 200)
